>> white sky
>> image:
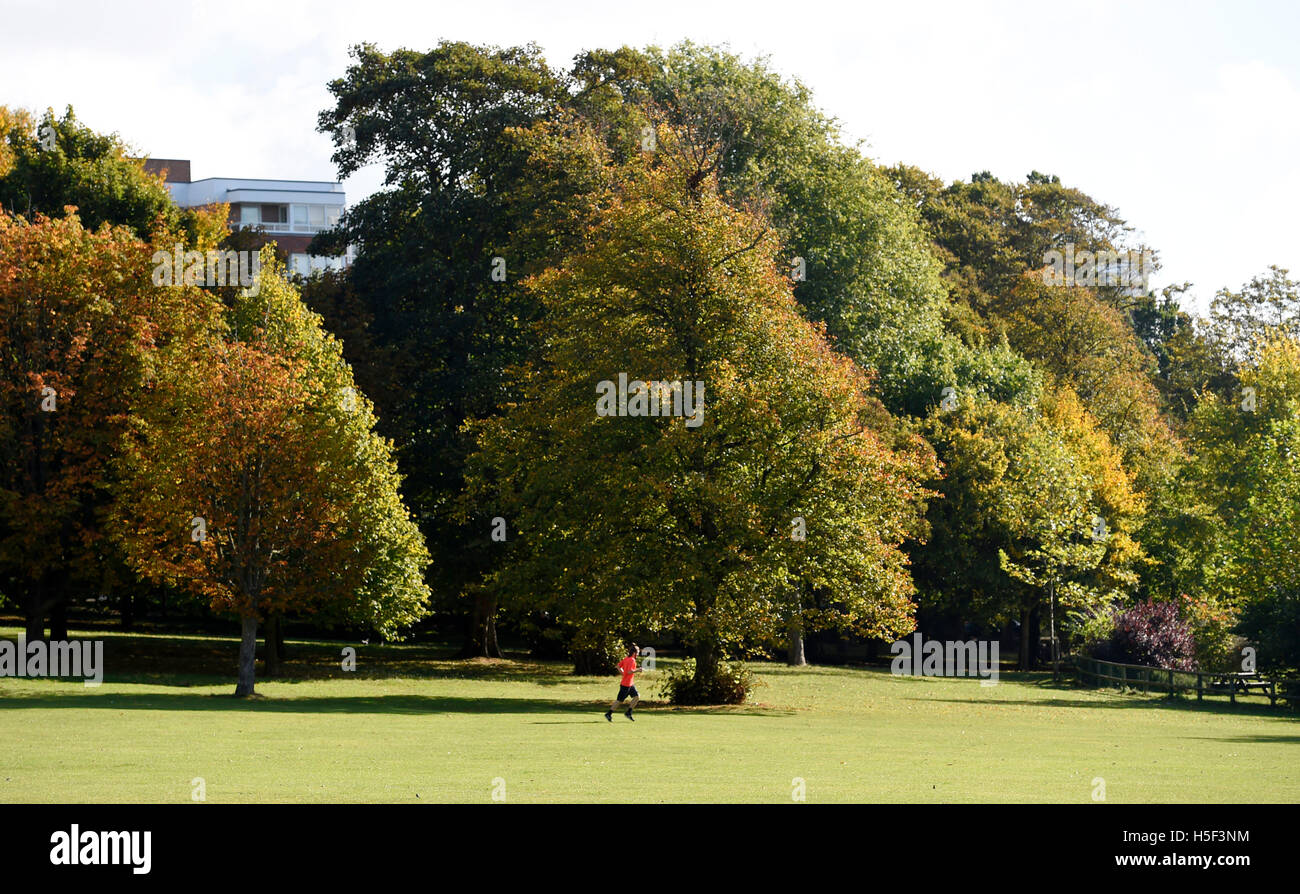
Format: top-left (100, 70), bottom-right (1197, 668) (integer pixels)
top-left (4, 0), bottom-right (1299, 315)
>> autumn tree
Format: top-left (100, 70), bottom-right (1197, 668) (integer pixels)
top-left (111, 251), bottom-right (430, 695)
top-left (0, 108), bottom-right (234, 635)
top-left (464, 129), bottom-right (935, 702)
top-left (573, 44), bottom-right (953, 411)
top-left (1002, 274), bottom-right (1181, 492)
top-left (913, 384), bottom-right (1145, 668)
top-left (885, 166), bottom-right (1141, 324)
top-left (0, 211), bottom-right (168, 639)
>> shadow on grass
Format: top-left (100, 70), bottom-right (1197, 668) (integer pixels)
top-left (912, 690), bottom-right (1297, 719)
top-left (1, 631), bottom-right (587, 687)
top-left (1194, 733), bottom-right (1300, 743)
top-left (0, 689), bottom-right (794, 718)
top-left (0, 691), bottom-right (594, 716)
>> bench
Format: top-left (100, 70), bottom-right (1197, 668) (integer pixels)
top-left (1197, 672), bottom-right (1278, 705)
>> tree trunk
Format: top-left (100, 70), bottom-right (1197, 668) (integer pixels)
top-left (49, 590), bottom-right (68, 641)
top-left (48, 532), bottom-right (70, 641)
top-left (25, 578), bottom-right (45, 642)
top-left (119, 586), bottom-right (133, 631)
top-left (459, 592), bottom-right (502, 658)
top-left (787, 618), bottom-right (807, 667)
top-left (692, 639), bottom-right (720, 694)
top-left (1029, 605), bottom-right (1041, 669)
top-left (235, 614), bottom-right (258, 696)
top-left (1018, 606), bottom-right (1033, 670)
top-left (262, 614), bottom-right (282, 678)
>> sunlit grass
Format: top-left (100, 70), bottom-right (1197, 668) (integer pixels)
top-left (1, 625), bottom-right (1295, 803)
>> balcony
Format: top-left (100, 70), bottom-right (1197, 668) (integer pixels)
top-left (233, 203), bottom-right (342, 236)
top-left (231, 221), bottom-right (329, 235)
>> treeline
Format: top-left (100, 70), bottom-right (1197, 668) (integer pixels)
top-left (3, 43), bottom-right (1299, 701)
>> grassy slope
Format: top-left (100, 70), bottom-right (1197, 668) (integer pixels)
top-left (0, 626), bottom-right (1296, 803)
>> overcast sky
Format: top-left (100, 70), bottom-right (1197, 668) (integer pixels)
top-left (4, 0), bottom-right (1298, 314)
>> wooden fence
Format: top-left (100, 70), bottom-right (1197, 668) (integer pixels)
top-left (1071, 654), bottom-right (1299, 707)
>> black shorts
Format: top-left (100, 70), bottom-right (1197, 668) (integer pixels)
top-left (617, 685), bottom-right (638, 701)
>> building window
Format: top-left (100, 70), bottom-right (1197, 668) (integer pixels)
top-left (289, 204), bottom-right (342, 232)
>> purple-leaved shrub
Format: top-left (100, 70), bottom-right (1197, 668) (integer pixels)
top-left (1091, 599), bottom-right (1197, 670)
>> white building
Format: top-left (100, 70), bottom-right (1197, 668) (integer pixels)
top-left (144, 158), bottom-right (353, 276)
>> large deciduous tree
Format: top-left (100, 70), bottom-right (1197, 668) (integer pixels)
top-left (0, 212), bottom-right (194, 639)
top-left (574, 44), bottom-right (953, 411)
top-left (111, 252), bottom-right (430, 695)
top-left (311, 41), bottom-right (570, 658)
top-left (464, 129), bottom-right (935, 702)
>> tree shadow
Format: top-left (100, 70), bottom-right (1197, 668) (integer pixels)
top-left (1185, 732), bottom-right (1300, 744)
top-left (0, 630), bottom-right (589, 688)
top-left (912, 693), bottom-right (1297, 719)
top-left (0, 690), bottom-right (598, 716)
top-left (0, 688), bottom-right (797, 717)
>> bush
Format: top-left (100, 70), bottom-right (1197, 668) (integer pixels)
top-left (1092, 599), bottom-right (1197, 670)
top-left (658, 658), bottom-right (757, 705)
top-left (569, 629), bottom-right (625, 676)
top-left (1068, 606), bottom-right (1116, 656)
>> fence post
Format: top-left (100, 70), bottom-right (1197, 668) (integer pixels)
top-left (1168, 668), bottom-right (1174, 698)
top-left (1197, 672), bottom-right (1203, 701)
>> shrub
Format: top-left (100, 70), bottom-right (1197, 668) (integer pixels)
top-left (569, 629), bottom-right (625, 676)
top-left (1094, 599), bottom-right (1197, 670)
top-left (658, 658), bottom-right (757, 705)
top-left (1068, 606), bottom-right (1117, 656)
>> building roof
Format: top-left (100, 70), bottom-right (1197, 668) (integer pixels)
top-left (141, 159), bottom-right (344, 209)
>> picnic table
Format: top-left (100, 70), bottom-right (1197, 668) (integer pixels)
top-left (1197, 671), bottom-right (1278, 705)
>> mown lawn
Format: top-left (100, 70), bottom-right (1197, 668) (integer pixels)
top-left (1, 625), bottom-right (1296, 803)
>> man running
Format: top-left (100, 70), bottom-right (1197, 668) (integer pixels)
top-left (605, 643), bottom-right (641, 722)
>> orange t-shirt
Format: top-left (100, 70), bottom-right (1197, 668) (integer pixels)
top-left (618, 656), bottom-right (637, 686)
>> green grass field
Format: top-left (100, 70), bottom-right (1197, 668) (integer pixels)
top-left (1, 625), bottom-right (1296, 803)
